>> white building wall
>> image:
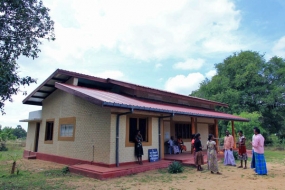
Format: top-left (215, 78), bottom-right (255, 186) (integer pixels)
top-left (197, 123), bottom-right (209, 150)
top-left (110, 115), bottom-right (159, 164)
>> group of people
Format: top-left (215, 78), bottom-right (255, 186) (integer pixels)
top-left (223, 128), bottom-right (267, 175)
top-left (193, 127), bottom-right (267, 175)
top-left (135, 127), bottom-right (268, 175)
top-left (192, 133), bottom-right (221, 174)
top-left (167, 136), bottom-right (187, 154)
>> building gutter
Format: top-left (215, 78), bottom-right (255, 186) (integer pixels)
top-left (102, 102), bottom-right (249, 122)
top-left (158, 113), bottom-right (174, 160)
top-left (116, 108), bottom-right (134, 167)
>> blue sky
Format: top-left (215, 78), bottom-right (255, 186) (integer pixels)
top-left (1, 0), bottom-right (285, 130)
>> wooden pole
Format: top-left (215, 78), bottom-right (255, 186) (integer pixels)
top-left (191, 117), bottom-right (196, 134)
top-left (231, 120), bottom-right (236, 149)
top-left (191, 117), bottom-right (195, 154)
top-left (214, 119), bottom-right (219, 151)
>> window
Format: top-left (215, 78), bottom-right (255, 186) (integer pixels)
top-left (60, 124), bottom-right (74, 137)
top-left (58, 117), bottom-right (76, 141)
top-left (125, 115), bottom-right (152, 147)
top-left (175, 123), bottom-right (191, 139)
top-left (45, 120), bottom-right (54, 143)
top-left (129, 117), bottom-right (148, 142)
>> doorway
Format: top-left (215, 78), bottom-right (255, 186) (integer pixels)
top-left (34, 123), bottom-right (40, 152)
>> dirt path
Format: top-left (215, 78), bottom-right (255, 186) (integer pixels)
top-left (18, 159), bottom-right (285, 190)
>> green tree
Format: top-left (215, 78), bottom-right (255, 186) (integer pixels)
top-left (0, 0), bottom-right (55, 114)
top-left (12, 125), bottom-right (27, 139)
top-left (1, 126), bottom-right (16, 140)
top-left (226, 112), bottom-right (265, 140)
top-left (191, 51), bottom-right (285, 135)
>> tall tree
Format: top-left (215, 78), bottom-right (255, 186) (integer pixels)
top-left (12, 125), bottom-right (27, 139)
top-left (0, 0), bottom-right (55, 114)
top-left (191, 51), bottom-right (285, 134)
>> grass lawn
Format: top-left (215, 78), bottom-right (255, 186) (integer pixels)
top-left (1, 146), bottom-right (285, 190)
top-left (0, 146), bottom-right (82, 190)
top-left (264, 148), bottom-right (285, 164)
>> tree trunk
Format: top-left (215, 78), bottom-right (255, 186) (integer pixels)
top-left (11, 161), bottom-right (16, 174)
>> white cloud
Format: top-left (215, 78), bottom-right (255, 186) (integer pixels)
top-left (205, 70), bottom-right (217, 78)
top-left (165, 73), bottom-right (205, 95)
top-left (173, 58), bottom-right (205, 70)
top-left (272, 36), bottom-right (285, 57)
top-left (42, 0), bottom-right (243, 61)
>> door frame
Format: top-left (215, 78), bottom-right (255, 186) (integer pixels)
top-left (34, 123), bottom-right (40, 152)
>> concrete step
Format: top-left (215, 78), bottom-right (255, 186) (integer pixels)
top-left (24, 155), bottom-right (37, 159)
top-left (69, 161), bottom-right (171, 180)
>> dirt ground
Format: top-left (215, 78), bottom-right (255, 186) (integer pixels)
top-left (18, 159), bottom-right (285, 190)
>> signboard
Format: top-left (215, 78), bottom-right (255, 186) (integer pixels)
top-left (148, 149), bottom-right (159, 162)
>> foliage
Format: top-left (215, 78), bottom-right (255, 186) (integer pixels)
top-left (0, 0), bottom-right (55, 114)
top-left (0, 141), bottom-right (8, 151)
top-left (12, 125), bottom-right (27, 139)
top-left (61, 166), bottom-right (69, 175)
top-left (233, 150), bottom-right (238, 160)
top-left (226, 112), bottom-right (265, 140)
top-left (0, 126), bottom-right (27, 141)
top-left (168, 161), bottom-right (184, 174)
top-left (267, 134), bottom-right (285, 150)
top-left (191, 51), bottom-right (285, 136)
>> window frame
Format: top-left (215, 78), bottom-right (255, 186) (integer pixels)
top-left (125, 115), bottom-right (152, 147)
top-left (58, 117), bottom-right (76, 141)
top-left (44, 119), bottom-right (54, 144)
top-left (174, 122), bottom-right (192, 140)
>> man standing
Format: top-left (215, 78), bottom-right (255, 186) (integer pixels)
top-left (252, 128), bottom-right (267, 175)
top-left (224, 130), bottom-right (236, 166)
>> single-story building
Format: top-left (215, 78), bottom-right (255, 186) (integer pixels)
top-left (21, 69), bottom-right (248, 167)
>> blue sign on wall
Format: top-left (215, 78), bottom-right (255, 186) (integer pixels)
top-left (148, 149), bottom-right (159, 162)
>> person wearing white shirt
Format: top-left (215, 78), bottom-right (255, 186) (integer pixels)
top-left (168, 136), bottom-right (174, 154)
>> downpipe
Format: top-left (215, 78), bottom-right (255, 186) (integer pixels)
top-left (158, 113), bottom-right (174, 160)
top-left (116, 108), bottom-right (134, 167)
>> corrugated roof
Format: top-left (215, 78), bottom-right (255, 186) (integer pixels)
top-left (23, 69), bottom-right (228, 108)
top-left (55, 83), bottom-right (249, 122)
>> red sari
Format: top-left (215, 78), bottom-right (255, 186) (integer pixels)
top-left (238, 136), bottom-right (247, 160)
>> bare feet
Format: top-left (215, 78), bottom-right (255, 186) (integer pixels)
top-left (238, 166), bottom-right (243, 168)
top-left (217, 172), bottom-right (222, 175)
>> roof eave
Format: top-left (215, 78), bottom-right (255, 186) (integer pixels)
top-left (102, 102), bottom-right (249, 122)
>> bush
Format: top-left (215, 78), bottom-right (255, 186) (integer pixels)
top-left (168, 161), bottom-right (184, 174)
top-left (0, 141), bottom-right (8, 151)
top-left (268, 134), bottom-right (285, 150)
top-left (62, 166), bottom-right (69, 174)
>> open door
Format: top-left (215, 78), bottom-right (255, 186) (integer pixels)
top-left (34, 123), bottom-right (40, 152)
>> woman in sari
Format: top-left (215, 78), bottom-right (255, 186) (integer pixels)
top-left (194, 133), bottom-right (204, 171)
top-left (237, 130), bottom-right (247, 169)
top-left (207, 134), bottom-right (221, 174)
top-left (135, 130), bottom-right (144, 165)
